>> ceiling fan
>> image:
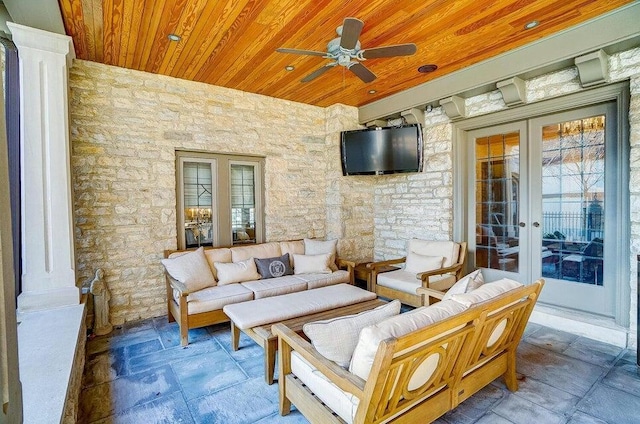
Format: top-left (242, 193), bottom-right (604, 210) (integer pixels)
top-left (276, 17), bottom-right (417, 83)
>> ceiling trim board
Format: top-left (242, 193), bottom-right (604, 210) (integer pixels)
top-left (358, 2), bottom-right (640, 124)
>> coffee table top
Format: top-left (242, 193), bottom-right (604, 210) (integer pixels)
top-left (253, 298), bottom-right (386, 342)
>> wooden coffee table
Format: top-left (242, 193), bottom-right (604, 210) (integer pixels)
top-left (232, 298), bottom-right (385, 385)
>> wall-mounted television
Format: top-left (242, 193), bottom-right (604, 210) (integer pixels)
top-left (340, 124), bottom-right (423, 176)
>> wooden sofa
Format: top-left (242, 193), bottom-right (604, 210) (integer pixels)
top-left (274, 278), bottom-right (544, 424)
top-left (369, 240), bottom-right (468, 307)
top-left (163, 239), bottom-right (355, 345)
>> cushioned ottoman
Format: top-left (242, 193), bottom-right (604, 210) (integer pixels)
top-left (223, 284), bottom-right (377, 384)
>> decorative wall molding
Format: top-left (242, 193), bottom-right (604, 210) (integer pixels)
top-left (440, 96), bottom-right (466, 120)
top-left (575, 49), bottom-right (609, 87)
top-left (497, 76), bottom-right (526, 106)
top-left (401, 108), bottom-right (424, 125)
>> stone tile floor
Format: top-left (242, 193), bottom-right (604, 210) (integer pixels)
top-left (78, 316), bottom-right (640, 423)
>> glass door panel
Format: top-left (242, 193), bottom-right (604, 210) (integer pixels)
top-left (230, 163), bottom-right (257, 245)
top-left (180, 158), bottom-right (217, 249)
top-left (540, 116), bottom-right (605, 285)
top-left (469, 121), bottom-right (528, 283)
top-left (531, 103), bottom-right (615, 316)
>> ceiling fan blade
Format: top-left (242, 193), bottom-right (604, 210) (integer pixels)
top-left (301, 64), bottom-right (335, 82)
top-left (349, 62), bottom-right (376, 83)
top-left (362, 43), bottom-right (417, 59)
top-left (340, 17), bottom-right (364, 50)
top-left (276, 48), bottom-right (327, 57)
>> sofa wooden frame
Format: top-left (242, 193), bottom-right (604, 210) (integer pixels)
top-left (273, 279), bottom-right (544, 424)
top-left (164, 245), bottom-right (355, 346)
top-left (368, 242), bottom-right (468, 307)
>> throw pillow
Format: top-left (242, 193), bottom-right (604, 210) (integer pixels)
top-left (304, 238), bottom-right (339, 271)
top-left (405, 252), bottom-right (444, 274)
top-left (349, 299), bottom-right (468, 380)
top-left (293, 253), bottom-right (332, 274)
top-left (161, 247), bottom-right (216, 292)
top-left (442, 269), bottom-right (485, 301)
top-left (303, 300), bottom-right (402, 368)
top-left (254, 253), bottom-right (293, 279)
top-left (214, 257), bottom-right (262, 285)
top-left (450, 278), bottom-right (522, 307)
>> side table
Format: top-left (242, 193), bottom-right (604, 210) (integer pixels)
top-left (354, 262), bottom-right (399, 292)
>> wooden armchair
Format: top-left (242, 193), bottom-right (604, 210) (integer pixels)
top-left (368, 240), bottom-right (467, 307)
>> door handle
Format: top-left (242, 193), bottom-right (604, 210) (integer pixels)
top-left (533, 222), bottom-right (540, 227)
top-left (519, 222), bottom-right (526, 227)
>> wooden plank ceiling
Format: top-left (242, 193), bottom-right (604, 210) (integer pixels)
top-left (58, 0), bottom-right (633, 108)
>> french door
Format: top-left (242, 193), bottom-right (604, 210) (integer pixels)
top-left (468, 103), bottom-right (618, 317)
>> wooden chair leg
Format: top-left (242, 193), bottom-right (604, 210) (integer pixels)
top-left (504, 349), bottom-right (518, 391)
top-left (231, 322), bottom-right (240, 351)
top-left (264, 339), bottom-right (277, 385)
top-left (180, 323), bottom-right (189, 346)
top-left (278, 338), bottom-right (292, 416)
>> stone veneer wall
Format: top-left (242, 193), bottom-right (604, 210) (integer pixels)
top-left (372, 47), bottom-right (640, 348)
top-left (69, 61), bottom-right (368, 324)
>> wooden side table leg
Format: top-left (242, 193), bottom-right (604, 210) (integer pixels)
top-left (264, 339), bottom-right (277, 385)
top-left (231, 322), bottom-right (240, 351)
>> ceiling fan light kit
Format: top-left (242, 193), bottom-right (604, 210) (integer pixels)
top-left (276, 17), bottom-right (417, 83)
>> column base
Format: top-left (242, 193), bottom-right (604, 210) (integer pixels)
top-left (17, 286), bottom-right (80, 313)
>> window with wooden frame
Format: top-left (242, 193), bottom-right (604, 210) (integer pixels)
top-left (176, 151), bottom-right (265, 249)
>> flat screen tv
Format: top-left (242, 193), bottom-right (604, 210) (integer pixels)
top-left (340, 124), bottom-right (423, 176)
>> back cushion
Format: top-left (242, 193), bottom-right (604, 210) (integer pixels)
top-left (404, 253), bottom-right (443, 275)
top-left (304, 238), bottom-right (339, 272)
top-left (280, 240), bottom-right (305, 267)
top-left (450, 278), bottom-right (522, 307)
top-left (408, 239), bottom-right (461, 268)
top-left (231, 242), bottom-right (281, 262)
top-left (349, 300), bottom-right (467, 380)
top-left (203, 248), bottom-right (232, 281)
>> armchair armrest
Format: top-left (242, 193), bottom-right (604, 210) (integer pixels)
top-left (416, 263), bottom-right (463, 284)
top-left (337, 258), bottom-right (356, 285)
top-left (272, 323), bottom-right (366, 397)
top-left (416, 286), bottom-right (446, 300)
top-left (367, 257), bottom-right (406, 270)
top-left (166, 274), bottom-right (190, 296)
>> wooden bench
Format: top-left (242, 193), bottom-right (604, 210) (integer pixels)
top-left (274, 279), bottom-right (544, 423)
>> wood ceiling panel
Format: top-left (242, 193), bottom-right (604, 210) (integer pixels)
top-left (58, 0), bottom-right (635, 108)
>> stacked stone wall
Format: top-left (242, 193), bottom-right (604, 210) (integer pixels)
top-left (69, 61), bottom-right (361, 324)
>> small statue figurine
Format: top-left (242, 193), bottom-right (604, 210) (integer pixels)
top-left (90, 269), bottom-right (113, 335)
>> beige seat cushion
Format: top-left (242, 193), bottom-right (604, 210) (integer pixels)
top-left (223, 284), bottom-right (376, 330)
top-left (349, 299), bottom-right (467, 380)
top-left (407, 239), bottom-right (460, 267)
top-left (294, 270), bottom-right (350, 289)
top-left (230, 242), bottom-right (282, 262)
top-left (377, 269), bottom-right (456, 293)
top-left (162, 247), bottom-right (216, 292)
top-left (291, 352), bottom-right (360, 424)
top-left (303, 300), bottom-right (401, 368)
top-left (240, 275), bottom-right (307, 299)
top-left (183, 284), bottom-right (254, 314)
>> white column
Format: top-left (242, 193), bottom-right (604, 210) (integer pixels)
top-left (8, 22), bottom-right (79, 312)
